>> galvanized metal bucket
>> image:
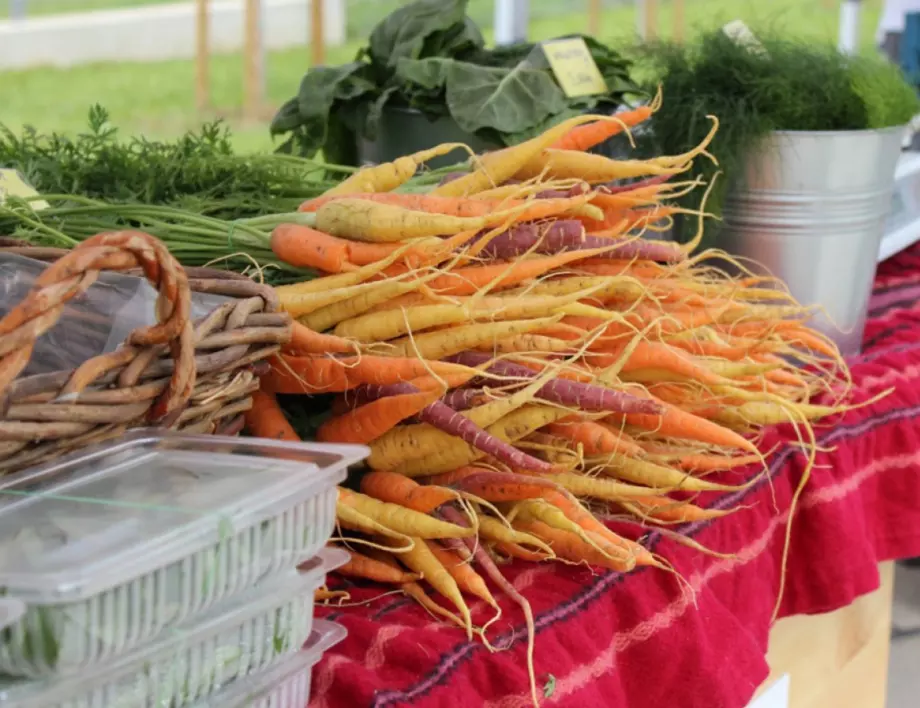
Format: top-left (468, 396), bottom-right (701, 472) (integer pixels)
top-left (718, 126), bottom-right (906, 356)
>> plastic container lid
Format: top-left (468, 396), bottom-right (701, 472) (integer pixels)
top-left (0, 548), bottom-right (349, 707)
top-left (194, 619), bottom-right (347, 707)
top-left (0, 430), bottom-right (367, 603)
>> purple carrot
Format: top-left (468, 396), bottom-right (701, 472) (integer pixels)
top-left (448, 352), bottom-right (662, 415)
top-left (472, 219), bottom-right (683, 263)
top-left (441, 387), bottom-right (487, 411)
top-left (350, 381), bottom-right (552, 472)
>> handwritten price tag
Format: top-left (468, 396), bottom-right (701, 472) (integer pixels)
top-left (541, 38), bottom-right (608, 98)
top-left (0, 169), bottom-right (49, 210)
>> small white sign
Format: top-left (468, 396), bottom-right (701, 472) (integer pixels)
top-left (748, 674), bottom-right (790, 708)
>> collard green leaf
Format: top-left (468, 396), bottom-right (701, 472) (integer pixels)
top-left (368, 0), bottom-right (469, 69)
top-left (421, 17), bottom-right (484, 60)
top-left (395, 57), bottom-right (453, 92)
top-left (293, 62), bottom-right (376, 157)
top-left (269, 98), bottom-right (303, 136)
top-left (446, 62), bottom-right (567, 135)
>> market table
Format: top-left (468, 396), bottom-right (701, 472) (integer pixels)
top-left (309, 243), bottom-right (920, 708)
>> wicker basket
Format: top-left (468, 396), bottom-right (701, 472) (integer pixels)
top-left (0, 231), bottom-right (292, 475)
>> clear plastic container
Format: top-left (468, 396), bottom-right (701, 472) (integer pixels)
top-left (194, 619), bottom-right (346, 708)
top-left (0, 431), bottom-right (367, 678)
top-left (0, 548), bottom-right (348, 708)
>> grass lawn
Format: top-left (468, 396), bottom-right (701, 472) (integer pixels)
top-left (1, 0), bottom-right (886, 153)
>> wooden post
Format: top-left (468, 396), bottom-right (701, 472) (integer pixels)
top-left (588, 0), bottom-right (602, 36)
top-left (243, 0), bottom-right (265, 119)
top-left (644, 0), bottom-right (658, 40)
top-left (673, 0), bottom-right (685, 42)
top-left (195, 0), bottom-right (210, 112)
top-left (311, 0), bottom-right (325, 66)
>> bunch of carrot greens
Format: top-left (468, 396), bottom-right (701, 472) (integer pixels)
top-left (240, 97), bottom-right (874, 707)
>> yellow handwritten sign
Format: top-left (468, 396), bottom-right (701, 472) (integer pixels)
top-left (0, 169), bottom-right (49, 210)
top-left (541, 38), bottom-right (608, 98)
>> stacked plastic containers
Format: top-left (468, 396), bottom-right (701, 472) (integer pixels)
top-left (0, 430), bottom-right (368, 707)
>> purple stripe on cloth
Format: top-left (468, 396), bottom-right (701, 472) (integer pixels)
top-left (371, 401), bottom-right (920, 707)
top-left (869, 285), bottom-right (920, 316)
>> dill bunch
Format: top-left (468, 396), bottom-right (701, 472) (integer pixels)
top-left (636, 31), bottom-right (919, 244)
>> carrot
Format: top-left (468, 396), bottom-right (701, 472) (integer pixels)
top-left (513, 518), bottom-right (631, 572)
top-left (475, 515), bottom-right (555, 556)
top-left (338, 488), bottom-right (475, 539)
top-left (477, 334), bottom-right (576, 355)
top-left (596, 455), bottom-right (743, 492)
top-left (434, 113), bottom-right (619, 198)
top-left (425, 247), bottom-right (616, 296)
top-left (620, 497), bottom-right (734, 523)
top-left (395, 537), bottom-right (473, 638)
top-left (337, 549), bottom-right (421, 584)
top-left (270, 223), bottom-right (357, 273)
top-left (512, 499), bottom-right (633, 566)
top-left (438, 506), bottom-right (541, 708)
top-left (320, 143), bottom-right (468, 197)
top-left (551, 89), bottom-right (661, 152)
top-left (545, 419), bottom-right (645, 458)
top-left (384, 316), bottom-right (560, 360)
top-left (317, 388), bottom-right (443, 444)
top-left (244, 390), bottom-right (300, 442)
top-left (333, 293), bottom-right (575, 344)
top-left (639, 445), bottom-right (764, 474)
top-left (314, 195), bottom-right (595, 244)
top-left (426, 541), bottom-right (499, 609)
top-left (602, 340), bottom-right (729, 385)
top-left (401, 581), bottom-right (470, 631)
top-left (284, 321), bottom-right (355, 355)
top-left (360, 471), bottom-right (460, 514)
top-left (493, 541), bottom-right (552, 562)
top-left (301, 274), bottom-right (440, 333)
top-left (542, 471), bottom-right (662, 499)
top-left (263, 354), bottom-right (470, 394)
top-left (609, 397), bottom-right (761, 454)
top-left (304, 191), bottom-right (595, 222)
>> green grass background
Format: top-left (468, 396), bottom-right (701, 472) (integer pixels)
top-left (1, 0), bottom-right (887, 152)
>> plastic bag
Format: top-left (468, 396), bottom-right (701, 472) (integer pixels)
top-left (0, 254), bottom-right (230, 377)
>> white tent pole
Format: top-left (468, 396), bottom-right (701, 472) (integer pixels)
top-left (494, 0), bottom-right (529, 46)
top-left (838, 0), bottom-right (862, 54)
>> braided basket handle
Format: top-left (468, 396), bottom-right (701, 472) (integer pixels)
top-left (0, 231), bottom-right (196, 424)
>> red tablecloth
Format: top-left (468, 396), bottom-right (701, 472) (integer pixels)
top-left (310, 245), bottom-right (920, 708)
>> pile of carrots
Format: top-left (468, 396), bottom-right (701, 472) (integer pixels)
top-left (243, 95), bottom-right (867, 706)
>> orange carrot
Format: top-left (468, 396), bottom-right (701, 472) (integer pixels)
top-left (551, 90), bottom-right (660, 152)
top-left (545, 419), bottom-right (645, 457)
top-left (284, 321), bottom-right (355, 355)
top-left (270, 223), bottom-right (357, 273)
top-left (610, 397), bottom-right (759, 453)
top-left (263, 354), bottom-right (470, 394)
top-left (598, 340), bottom-right (728, 385)
top-left (338, 549), bottom-right (421, 584)
top-left (426, 541), bottom-right (499, 609)
top-left (360, 471), bottom-right (459, 514)
top-left (317, 389), bottom-right (443, 444)
top-left (620, 496), bottom-right (733, 523)
top-left (513, 518), bottom-right (632, 572)
top-left (244, 390), bottom-right (300, 442)
top-left (425, 248), bottom-right (612, 296)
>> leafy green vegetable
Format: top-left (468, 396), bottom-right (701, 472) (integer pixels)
top-left (272, 0), bottom-right (639, 163)
top-left (637, 31), bottom-right (920, 245)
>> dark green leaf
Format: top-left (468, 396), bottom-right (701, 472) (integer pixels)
top-left (446, 62), bottom-right (567, 135)
top-left (395, 57), bottom-right (453, 92)
top-left (270, 97), bottom-right (303, 135)
top-left (364, 86), bottom-right (400, 141)
top-left (368, 0), bottom-right (469, 69)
